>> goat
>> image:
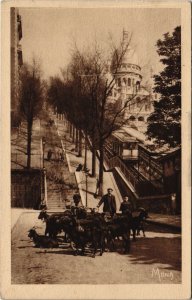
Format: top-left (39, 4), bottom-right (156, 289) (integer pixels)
top-left (38, 210), bottom-right (72, 238)
top-left (131, 208), bottom-right (149, 241)
top-left (106, 214), bottom-right (132, 253)
top-left (63, 217), bottom-right (105, 257)
top-left (28, 228), bottom-right (59, 248)
top-left (71, 206), bottom-right (87, 219)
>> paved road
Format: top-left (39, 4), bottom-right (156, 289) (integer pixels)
top-left (11, 212), bottom-right (181, 284)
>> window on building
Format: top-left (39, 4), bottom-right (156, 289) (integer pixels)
top-left (138, 116), bottom-right (144, 121)
top-left (118, 78), bottom-right (121, 87)
top-left (136, 81), bottom-right (140, 92)
top-left (136, 97), bottom-right (141, 107)
top-left (129, 115), bottom-right (136, 121)
top-left (128, 78), bottom-right (131, 86)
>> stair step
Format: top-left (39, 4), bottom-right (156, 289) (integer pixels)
top-left (48, 204), bottom-right (62, 206)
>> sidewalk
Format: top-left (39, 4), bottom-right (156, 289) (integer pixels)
top-left (56, 117), bottom-right (181, 230)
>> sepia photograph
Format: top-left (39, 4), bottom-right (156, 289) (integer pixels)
top-left (1, 0), bottom-right (191, 299)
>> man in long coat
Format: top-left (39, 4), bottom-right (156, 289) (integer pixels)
top-left (97, 188), bottom-right (116, 215)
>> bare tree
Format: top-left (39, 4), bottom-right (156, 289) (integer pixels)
top-left (47, 33), bottom-right (138, 194)
top-left (19, 58), bottom-right (43, 168)
top-left (68, 33), bottom-right (138, 194)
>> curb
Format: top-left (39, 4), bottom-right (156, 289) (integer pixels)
top-left (75, 171), bottom-right (86, 207)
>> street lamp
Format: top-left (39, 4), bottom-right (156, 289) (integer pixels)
top-left (85, 169), bottom-right (89, 207)
top-left (42, 138), bottom-right (46, 168)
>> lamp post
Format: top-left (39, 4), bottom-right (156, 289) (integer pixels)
top-left (85, 170), bottom-right (89, 207)
top-left (42, 138), bottom-right (46, 168)
top-left (84, 133), bottom-right (87, 171)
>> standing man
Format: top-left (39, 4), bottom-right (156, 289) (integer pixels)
top-left (97, 188), bottom-right (116, 216)
top-left (47, 149), bottom-right (52, 161)
top-left (120, 196), bottom-right (133, 214)
top-left (73, 192), bottom-right (82, 207)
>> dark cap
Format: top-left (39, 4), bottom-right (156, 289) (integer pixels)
top-left (107, 188), bottom-right (113, 192)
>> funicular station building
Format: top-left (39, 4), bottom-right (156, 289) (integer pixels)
top-left (105, 127), bottom-right (181, 214)
top-left (104, 31), bottom-right (181, 214)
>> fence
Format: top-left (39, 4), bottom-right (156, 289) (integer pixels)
top-left (11, 169), bottom-right (44, 209)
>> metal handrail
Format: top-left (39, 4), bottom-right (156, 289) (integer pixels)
top-left (104, 153), bottom-right (139, 189)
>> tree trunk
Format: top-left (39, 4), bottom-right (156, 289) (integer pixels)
top-left (27, 119), bottom-right (33, 168)
top-left (72, 126), bottom-right (75, 143)
top-left (91, 135), bottom-right (96, 177)
top-left (69, 123), bottom-right (72, 136)
top-left (67, 120), bottom-right (70, 132)
top-left (75, 128), bottom-right (79, 152)
top-left (98, 139), bottom-right (104, 195)
top-left (78, 130), bottom-right (82, 157)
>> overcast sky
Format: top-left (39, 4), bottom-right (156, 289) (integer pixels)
top-left (19, 7), bottom-right (181, 81)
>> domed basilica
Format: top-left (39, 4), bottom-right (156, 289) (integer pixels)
top-left (108, 30), bottom-right (155, 133)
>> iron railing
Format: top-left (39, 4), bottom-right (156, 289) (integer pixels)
top-left (104, 153), bottom-right (164, 195)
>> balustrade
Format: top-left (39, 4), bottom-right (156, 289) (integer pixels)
top-left (104, 153), bottom-right (137, 188)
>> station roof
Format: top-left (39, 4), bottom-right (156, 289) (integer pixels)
top-left (122, 126), bottom-right (148, 143)
top-left (138, 144), bottom-right (181, 161)
top-left (112, 130), bottom-right (137, 143)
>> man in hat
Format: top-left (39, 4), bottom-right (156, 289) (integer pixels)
top-left (73, 192), bottom-right (81, 207)
top-left (97, 188), bottom-right (116, 216)
top-left (120, 196), bottom-right (133, 214)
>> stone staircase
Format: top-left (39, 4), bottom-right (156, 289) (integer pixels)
top-left (42, 117), bottom-right (79, 210)
top-left (46, 179), bottom-right (77, 210)
top-left (47, 182), bottom-right (63, 210)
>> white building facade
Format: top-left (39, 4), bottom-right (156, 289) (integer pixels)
top-left (108, 31), bottom-right (155, 133)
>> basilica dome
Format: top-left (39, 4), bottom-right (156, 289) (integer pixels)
top-left (115, 45), bottom-right (141, 78)
top-left (121, 47), bottom-right (139, 67)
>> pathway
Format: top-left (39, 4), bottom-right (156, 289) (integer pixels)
top-left (41, 119), bottom-right (78, 210)
top-left (56, 117), bottom-right (122, 212)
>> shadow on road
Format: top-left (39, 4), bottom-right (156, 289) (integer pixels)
top-left (126, 235), bottom-right (181, 272)
top-left (141, 222), bottom-right (180, 234)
